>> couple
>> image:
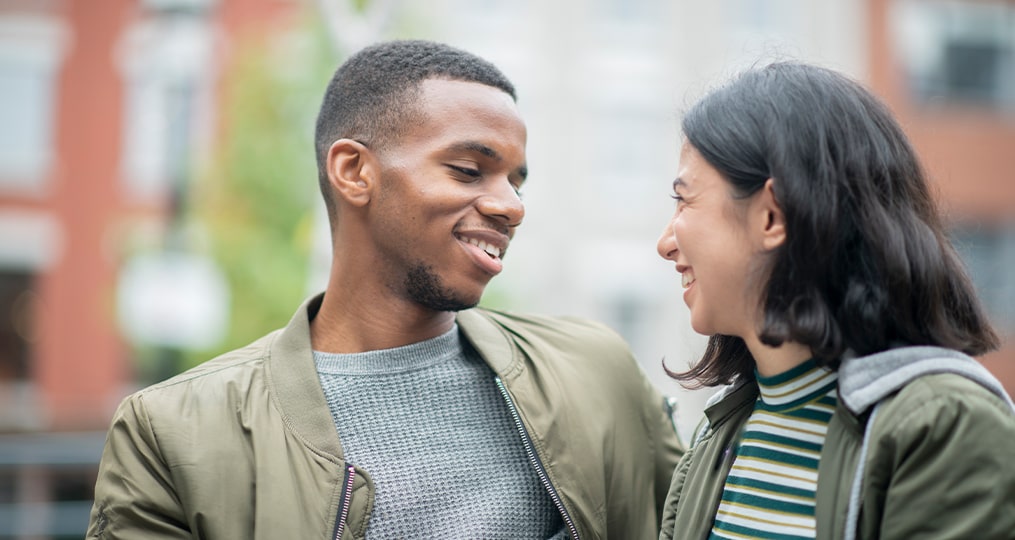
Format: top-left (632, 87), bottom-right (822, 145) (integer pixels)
top-left (88, 41), bottom-right (1015, 539)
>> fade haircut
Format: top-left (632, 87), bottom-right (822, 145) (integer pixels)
top-left (667, 62), bottom-right (998, 387)
top-left (314, 40), bottom-right (516, 221)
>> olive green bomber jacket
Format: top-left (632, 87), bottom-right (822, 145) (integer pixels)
top-left (87, 294), bottom-right (683, 539)
top-left (659, 346), bottom-right (1015, 540)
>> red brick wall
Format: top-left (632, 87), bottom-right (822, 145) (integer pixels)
top-left (868, 0), bottom-right (1015, 394)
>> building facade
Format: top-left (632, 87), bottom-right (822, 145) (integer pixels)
top-left (0, 0), bottom-right (298, 536)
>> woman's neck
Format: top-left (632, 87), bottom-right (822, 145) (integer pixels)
top-left (743, 334), bottom-right (813, 378)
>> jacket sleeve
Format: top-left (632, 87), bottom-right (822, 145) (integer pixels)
top-left (87, 393), bottom-right (191, 539)
top-left (652, 394), bottom-right (685, 525)
top-left (656, 450), bottom-right (686, 540)
top-left (865, 378), bottom-right (1015, 539)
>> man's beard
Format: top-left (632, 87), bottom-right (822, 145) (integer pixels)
top-left (404, 263), bottom-right (478, 312)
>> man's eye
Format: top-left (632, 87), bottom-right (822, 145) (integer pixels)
top-left (448, 165), bottom-right (481, 178)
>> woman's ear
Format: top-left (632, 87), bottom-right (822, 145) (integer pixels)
top-left (759, 178), bottom-right (786, 251)
top-left (326, 139), bottom-right (375, 207)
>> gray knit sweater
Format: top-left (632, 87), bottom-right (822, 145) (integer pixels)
top-left (314, 325), bottom-right (567, 539)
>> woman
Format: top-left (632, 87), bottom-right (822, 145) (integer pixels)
top-left (656, 62), bottom-right (1015, 540)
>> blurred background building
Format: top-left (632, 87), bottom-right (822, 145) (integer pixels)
top-left (0, 0), bottom-right (1011, 537)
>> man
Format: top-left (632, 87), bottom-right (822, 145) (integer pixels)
top-left (88, 40), bottom-right (682, 539)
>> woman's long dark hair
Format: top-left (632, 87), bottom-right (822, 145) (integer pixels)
top-left (668, 62), bottom-right (999, 388)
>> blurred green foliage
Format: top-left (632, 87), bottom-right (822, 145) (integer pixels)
top-left (184, 18), bottom-right (336, 368)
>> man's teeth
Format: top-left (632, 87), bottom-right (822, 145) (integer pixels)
top-left (466, 238), bottom-right (501, 258)
top-left (682, 273), bottom-right (695, 288)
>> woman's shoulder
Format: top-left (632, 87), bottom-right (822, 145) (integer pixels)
top-left (876, 372), bottom-right (1015, 440)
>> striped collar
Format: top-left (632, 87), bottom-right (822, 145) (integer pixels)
top-left (756, 358), bottom-right (838, 409)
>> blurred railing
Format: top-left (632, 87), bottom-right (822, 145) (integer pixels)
top-left (0, 431), bottom-right (105, 539)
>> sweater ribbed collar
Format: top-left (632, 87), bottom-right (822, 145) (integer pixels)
top-left (313, 325), bottom-right (462, 375)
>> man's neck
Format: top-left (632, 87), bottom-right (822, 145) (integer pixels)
top-left (310, 287), bottom-right (457, 354)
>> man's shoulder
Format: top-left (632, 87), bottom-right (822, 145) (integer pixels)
top-left (461, 307), bottom-right (644, 384)
top-left (128, 329), bottom-right (280, 406)
top-left (467, 307), bottom-right (627, 350)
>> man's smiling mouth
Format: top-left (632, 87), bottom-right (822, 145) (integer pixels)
top-left (462, 237), bottom-right (502, 259)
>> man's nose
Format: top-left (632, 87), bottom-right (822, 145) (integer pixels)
top-left (478, 178), bottom-right (524, 228)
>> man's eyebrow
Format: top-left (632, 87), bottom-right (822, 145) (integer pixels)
top-left (451, 141), bottom-right (500, 159)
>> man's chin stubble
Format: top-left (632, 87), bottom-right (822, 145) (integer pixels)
top-left (404, 264), bottom-right (479, 312)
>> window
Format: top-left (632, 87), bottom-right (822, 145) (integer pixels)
top-left (892, 0), bottom-right (1015, 110)
top-left (117, 10), bottom-right (212, 200)
top-left (951, 224), bottom-right (1015, 330)
top-left (0, 15), bottom-right (67, 190)
top-left (0, 271), bottom-right (34, 383)
top-left (0, 211), bottom-right (53, 430)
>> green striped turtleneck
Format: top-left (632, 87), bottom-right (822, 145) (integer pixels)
top-left (709, 358), bottom-right (838, 540)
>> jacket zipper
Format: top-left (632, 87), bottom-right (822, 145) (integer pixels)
top-left (495, 377), bottom-right (580, 540)
top-left (332, 464), bottom-right (356, 540)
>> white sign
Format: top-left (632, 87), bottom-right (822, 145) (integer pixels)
top-left (117, 251), bottom-right (229, 349)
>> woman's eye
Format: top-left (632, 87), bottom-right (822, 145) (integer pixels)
top-left (670, 193), bottom-right (687, 213)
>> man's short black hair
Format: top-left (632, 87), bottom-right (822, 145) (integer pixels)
top-left (314, 40), bottom-right (516, 220)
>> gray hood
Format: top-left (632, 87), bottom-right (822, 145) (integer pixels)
top-left (838, 345), bottom-right (1015, 416)
top-left (839, 345), bottom-right (1015, 540)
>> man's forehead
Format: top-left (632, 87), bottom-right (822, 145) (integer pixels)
top-left (418, 78), bottom-right (517, 105)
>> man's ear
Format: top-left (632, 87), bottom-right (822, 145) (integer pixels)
top-left (326, 139), bottom-right (376, 207)
top-left (758, 178), bottom-right (786, 251)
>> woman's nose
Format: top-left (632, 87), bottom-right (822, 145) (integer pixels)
top-left (657, 223), bottom-right (677, 260)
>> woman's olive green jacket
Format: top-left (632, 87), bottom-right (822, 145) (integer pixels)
top-left (659, 346), bottom-right (1015, 540)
